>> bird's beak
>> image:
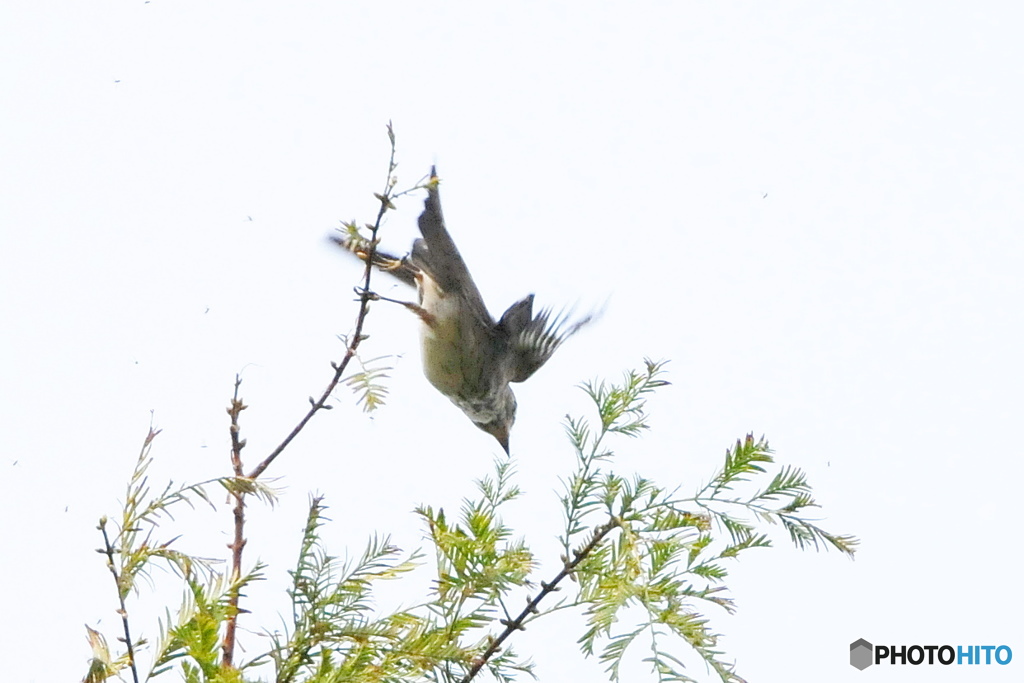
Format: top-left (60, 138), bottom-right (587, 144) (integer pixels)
top-left (480, 421), bottom-right (511, 455)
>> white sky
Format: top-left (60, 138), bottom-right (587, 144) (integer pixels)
top-left (2, 1), bottom-right (1022, 681)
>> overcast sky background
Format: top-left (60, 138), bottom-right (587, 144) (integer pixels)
top-left (2, 2), bottom-right (1022, 681)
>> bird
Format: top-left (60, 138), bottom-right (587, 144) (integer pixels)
top-left (332, 167), bottom-right (591, 453)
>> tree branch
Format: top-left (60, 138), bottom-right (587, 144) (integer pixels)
top-left (220, 121), bottom-right (401, 668)
top-left (99, 518), bottom-right (141, 683)
top-left (462, 516), bottom-right (622, 682)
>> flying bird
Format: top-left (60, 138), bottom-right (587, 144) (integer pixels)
top-left (333, 167), bottom-right (591, 452)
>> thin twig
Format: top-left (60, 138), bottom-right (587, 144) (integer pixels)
top-left (247, 121), bottom-right (398, 481)
top-left (99, 519), bottom-right (141, 683)
top-left (221, 376), bottom-right (248, 667)
top-left (461, 517), bottom-right (622, 682)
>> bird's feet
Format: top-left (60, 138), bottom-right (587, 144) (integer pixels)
top-left (353, 287), bottom-right (435, 326)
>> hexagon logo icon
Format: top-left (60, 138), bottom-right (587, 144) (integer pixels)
top-left (850, 638), bottom-right (873, 670)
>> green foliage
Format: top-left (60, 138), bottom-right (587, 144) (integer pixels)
top-left (415, 461), bottom-right (536, 682)
top-left (85, 625), bottom-right (133, 683)
top-left (87, 428), bottom-right (273, 683)
top-left (85, 361), bottom-right (855, 683)
top-left (268, 497), bottom-right (460, 683)
top-left (343, 353), bottom-right (394, 413)
top-left (557, 360), bottom-right (857, 682)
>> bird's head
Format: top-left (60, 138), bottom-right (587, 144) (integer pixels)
top-left (474, 387), bottom-right (517, 455)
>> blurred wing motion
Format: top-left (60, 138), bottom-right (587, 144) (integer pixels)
top-left (496, 296), bottom-right (592, 383)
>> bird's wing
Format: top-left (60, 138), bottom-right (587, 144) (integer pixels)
top-left (505, 305), bottom-right (592, 383)
top-left (413, 167), bottom-right (494, 325)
